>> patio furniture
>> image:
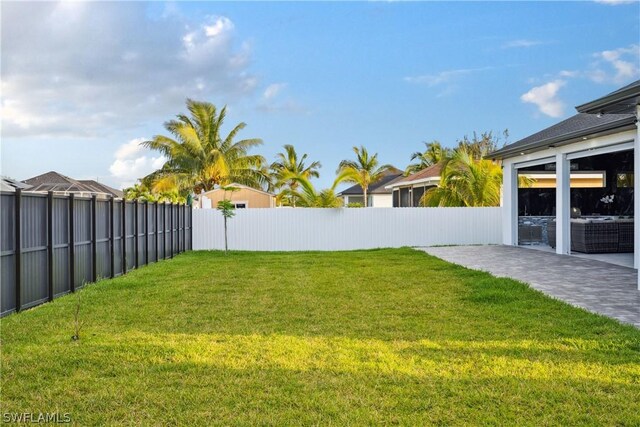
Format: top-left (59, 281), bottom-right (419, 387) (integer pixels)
top-left (547, 219), bottom-right (634, 253)
top-left (518, 224), bottom-right (543, 245)
top-left (570, 220), bottom-right (618, 253)
top-left (548, 221), bottom-right (556, 248)
top-left (617, 219), bottom-right (634, 253)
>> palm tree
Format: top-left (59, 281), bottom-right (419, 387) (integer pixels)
top-left (421, 148), bottom-right (503, 207)
top-left (292, 176), bottom-right (343, 208)
top-left (335, 146), bottom-right (393, 208)
top-left (123, 183), bottom-right (155, 202)
top-left (270, 145), bottom-right (321, 207)
top-left (143, 99), bottom-right (266, 193)
top-left (405, 141), bottom-right (450, 175)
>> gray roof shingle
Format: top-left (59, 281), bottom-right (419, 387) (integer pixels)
top-left (23, 171), bottom-right (123, 197)
top-left (338, 172), bottom-right (404, 195)
top-left (490, 113), bottom-right (636, 159)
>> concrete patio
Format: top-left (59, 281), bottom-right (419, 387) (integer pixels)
top-left (419, 245), bottom-right (640, 328)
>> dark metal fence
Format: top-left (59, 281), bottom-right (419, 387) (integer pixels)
top-left (1, 190), bottom-right (192, 316)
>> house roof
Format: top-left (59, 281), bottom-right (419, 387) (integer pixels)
top-left (489, 113), bottom-right (636, 160)
top-left (79, 180), bottom-right (124, 198)
top-left (23, 171), bottom-right (123, 197)
top-left (337, 172), bottom-right (404, 196)
top-left (1, 177), bottom-right (31, 192)
top-left (491, 80), bottom-right (640, 160)
top-left (201, 183), bottom-right (276, 197)
top-left (576, 79), bottom-right (640, 114)
top-left (385, 163), bottom-right (443, 189)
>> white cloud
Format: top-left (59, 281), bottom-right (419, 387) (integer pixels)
top-left (520, 80), bottom-right (566, 118)
top-left (109, 138), bottom-right (166, 189)
top-left (257, 83), bottom-right (307, 113)
top-left (263, 83), bottom-right (287, 101)
top-left (404, 67), bottom-right (492, 87)
top-left (589, 45), bottom-right (640, 83)
top-left (502, 39), bottom-right (543, 49)
top-left (558, 70), bottom-right (579, 78)
top-left (1, 3), bottom-right (257, 138)
top-left (204, 16), bottom-right (234, 37)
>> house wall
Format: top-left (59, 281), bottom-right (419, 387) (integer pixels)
top-left (203, 188), bottom-right (275, 208)
top-left (193, 207), bottom-right (502, 251)
top-left (371, 194), bottom-right (392, 207)
top-left (501, 129), bottom-right (637, 262)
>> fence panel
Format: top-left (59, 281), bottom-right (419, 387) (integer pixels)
top-left (192, 207), bottom-right (502, 251)
top-left (0, 191), bottom-right (190, 316)
top-left (172, 204), bottom-right (178, 255)
top-left (96, 199), bottom-right (111, 279)
top-left (113, 200), bottom-right (123, 276)
top-left (124, 202), bottom-right (136, 271)
top-left (21, 194), bottom-right (49, 309)
top-left (1, 194), bottom-right (16, 314)
top-left (73, 198), bottom-right (93, 289)
top-left (136, 202), bottom-right (146, 267)
top-left (147, 202), bottom-right (156, 263)
top-left (53, 196), bottom-right (70, 297)
top-left (157, 203), bottom-right (165, 260)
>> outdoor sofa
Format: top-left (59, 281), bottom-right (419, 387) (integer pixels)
top-left (547, 218), bottom-right (634, 253)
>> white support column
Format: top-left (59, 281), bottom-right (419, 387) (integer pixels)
top-left (555, 153), bottom-right (570, 255)
top-left (502, 160), bottom-right (518, 245)
top-left (634, 105), bottom-right (640, 285)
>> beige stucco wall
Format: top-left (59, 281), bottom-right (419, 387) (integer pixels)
top-left (203, 187), bottom-right (275, 208)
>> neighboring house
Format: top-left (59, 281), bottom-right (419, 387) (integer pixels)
top-left (337, 170), bottom-right (403, 207)
top-left (491, 80), bottom-right (640, 284)
top-left (22, 171), bottom-right (123, 198)
top-left (200, 184), bottom-right (276, 209)
top-left (385, 163), bottom-right (442, 207)
top-left (1, 176), bottom-right (32, 192)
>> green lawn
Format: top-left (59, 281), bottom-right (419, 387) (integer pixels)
top-left (2, 249), bottom-right (639, 425)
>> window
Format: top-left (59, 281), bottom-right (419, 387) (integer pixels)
top-left (233, 203), bottom-right (247, 209)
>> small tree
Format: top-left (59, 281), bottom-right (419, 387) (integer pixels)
top-left (216, 186), bottom-right (239, 253)
top-left (72, 292), bottom-right (84, 341)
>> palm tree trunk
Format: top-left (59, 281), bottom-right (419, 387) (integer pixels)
top-left (224, 216), bottom-right (228, 254)
top-left (363, 187), bottom-right (368, 208)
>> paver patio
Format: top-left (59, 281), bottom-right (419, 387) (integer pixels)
top-left (419, 245), bottom-right (640, 328)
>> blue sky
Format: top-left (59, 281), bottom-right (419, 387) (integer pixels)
top-left (2, 1), bottom-right (639, 190)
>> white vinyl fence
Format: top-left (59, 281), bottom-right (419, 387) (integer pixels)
top-left (193, 207), bottom-right (502, 251)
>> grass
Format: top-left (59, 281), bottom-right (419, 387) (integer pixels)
top-left (2, 248), bottom-right (639, 425)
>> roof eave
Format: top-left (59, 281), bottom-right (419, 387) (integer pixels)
top-left (576, 87), bottom-right (640, 114)
top-left (489, 118), bottom-right (637, 160)
top-left (385, 177), bottom-right (440, 189)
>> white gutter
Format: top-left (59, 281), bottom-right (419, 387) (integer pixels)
top-left (385, 176), bottom-right (440, 190)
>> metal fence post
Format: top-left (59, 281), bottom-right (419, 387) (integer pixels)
top-left (144, 200), bottom-right (149, 265)
top-left (69, 193), bottom-right (75, 293)
top-left (155, 201), bottom-right (159, 262)
top-left (134, 199), bottom-right (139, 269)
top-left (91, 194), bottom-right (98, 283)
top-left (170, 202), bottom-right (174, 259)
top-left (122, 199), bottom-right (127, 275)
top-left (181, 204), bottom-right (186, 253)
top-left (110, 196), bottom-right (115, 278)
top-left (14, 189), bottom-right (22, 312)
top-left (47, 191), bottom-right (54, 302)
